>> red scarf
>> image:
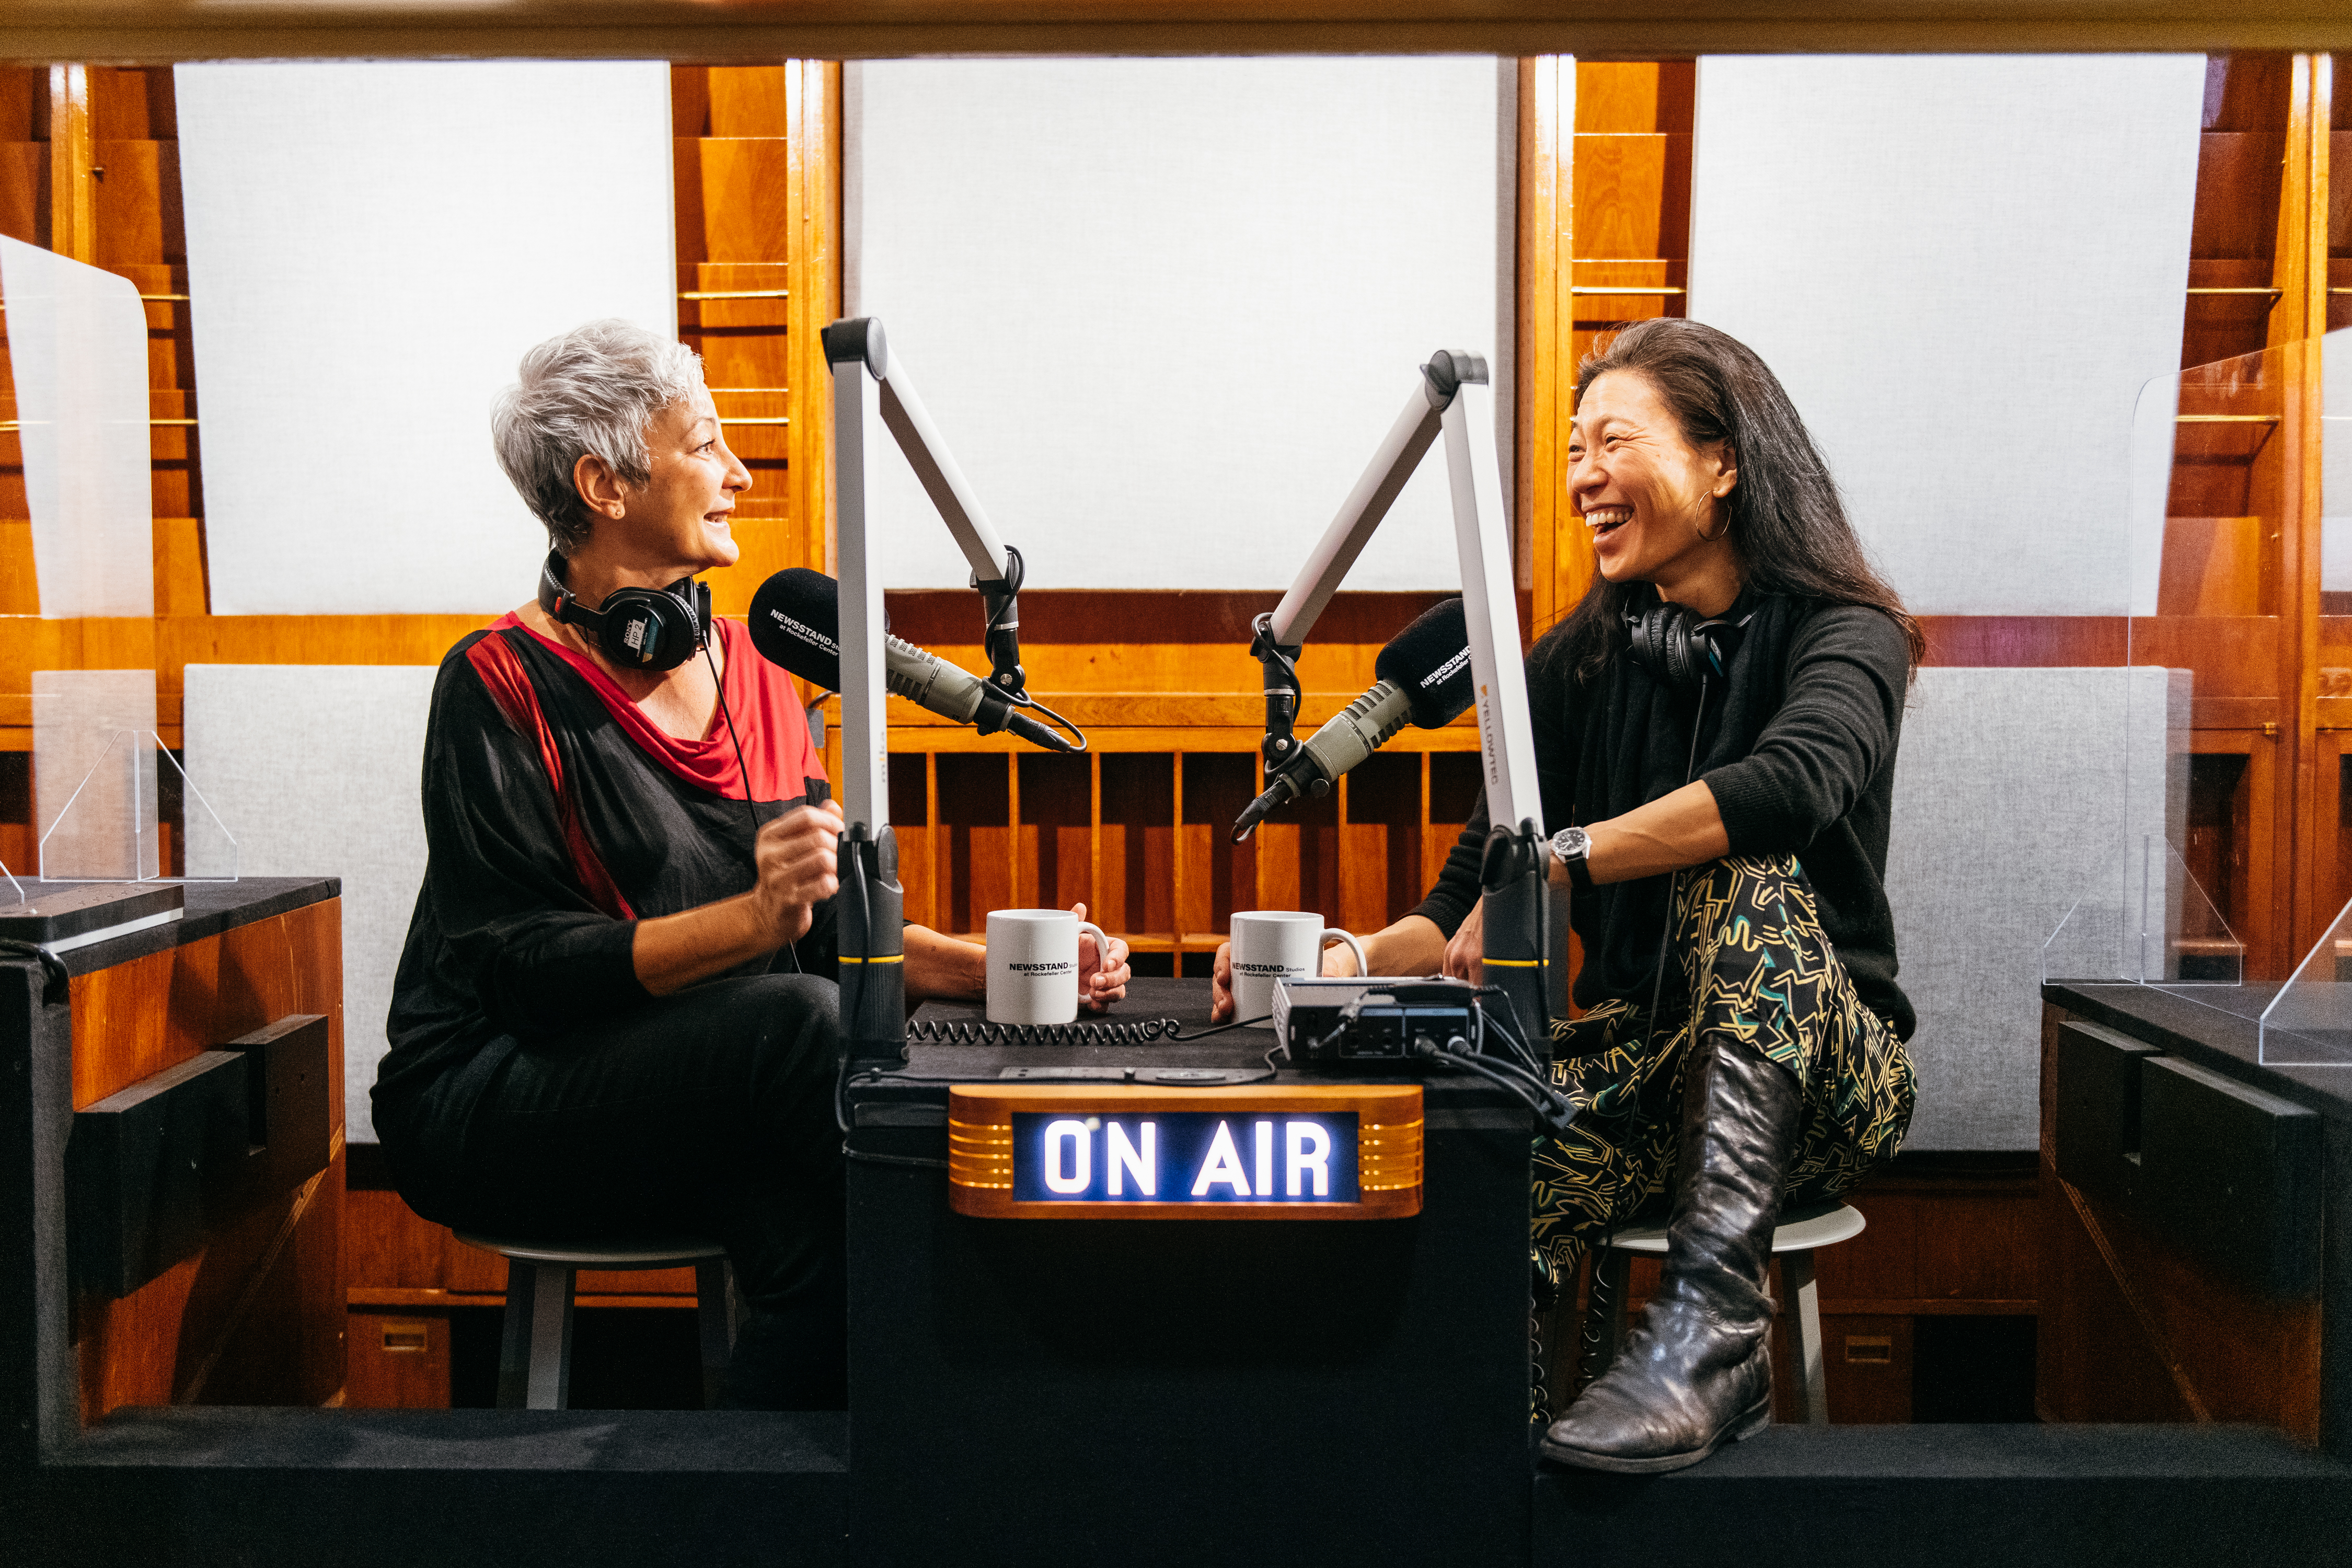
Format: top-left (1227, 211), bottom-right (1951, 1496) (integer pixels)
top-left (488, 613), bottom-right (821, 804)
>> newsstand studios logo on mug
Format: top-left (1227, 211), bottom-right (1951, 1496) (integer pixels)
top-left (1011, 1113), bottom-right (1361, 1203)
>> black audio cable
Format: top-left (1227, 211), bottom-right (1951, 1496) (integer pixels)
top-left (704, 622), bottom-right (804, 977)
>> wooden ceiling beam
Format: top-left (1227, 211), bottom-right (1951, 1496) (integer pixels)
top-left (0, 6), bottom-right (2348, 64)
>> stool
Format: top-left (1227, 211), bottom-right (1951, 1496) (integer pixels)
top-left (455, 1232), bottom-right (737, 1411)
top-left (1583, 1201), bottom-right (1866, 1425)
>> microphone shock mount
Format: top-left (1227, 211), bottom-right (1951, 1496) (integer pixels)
top-left (1249, 612), bottom-right (1304, 774)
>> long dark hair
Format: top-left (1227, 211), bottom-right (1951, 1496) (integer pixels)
top-left (1536, 318), bottom-right (1924, 684)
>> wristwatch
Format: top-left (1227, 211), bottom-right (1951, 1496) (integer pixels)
top-left (1549, 826), bottom-right (1594, 892)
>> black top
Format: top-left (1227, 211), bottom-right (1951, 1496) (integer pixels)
top-left (373, 620), bottom-right (835, 1128)
top-left (1413, 589), bottom-right (1916, 1039)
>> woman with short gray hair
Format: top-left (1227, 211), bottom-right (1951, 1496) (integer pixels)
top-left (374, 319), bottom-right (1132, 1408)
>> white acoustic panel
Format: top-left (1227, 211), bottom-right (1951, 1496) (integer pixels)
top-left (1689, 55), bottom-right (2206, 617)
top-left (1884, 666), bottom-right (2178, 1150)
top-left (175, 62), bottom-right (676, 615)
top-left (848, 57), bottom-right (1509, 591)
top-left (184, 664), bottom-right (440, 1144)
top-left (2322, 330), bottom-right (2352, 591)
top-left (0, 238), bottom-right (155, 618)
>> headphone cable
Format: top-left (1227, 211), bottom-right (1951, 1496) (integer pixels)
top-left (1643, 671), bottom-right (1714, 1048)
top-left (702, 615), bottom-right (806, 977)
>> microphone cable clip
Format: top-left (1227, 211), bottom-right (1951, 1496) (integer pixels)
top-left (973, 544), bottom-right (1088, 753)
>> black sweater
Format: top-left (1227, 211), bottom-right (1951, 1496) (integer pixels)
top-left (373, 620), bottom-right (838, 1140)
top-left (1412, 590), bottom-right (1915, 1039)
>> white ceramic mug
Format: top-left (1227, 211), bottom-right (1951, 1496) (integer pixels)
top-left (1229, 912), bottom-right (1368, 1022)
top-left (986, 908), bottom-right (1112, 1025)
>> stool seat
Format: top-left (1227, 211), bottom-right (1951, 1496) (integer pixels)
top-left (455, 1232), bottom-right (728, 1270)
top-left (1583, 1201), bottom-right (1866, 1427)
top-left (455, 1230), bottom-right (736, 1411)
top-left (1599, 1200), bottom-right (1867, 1255)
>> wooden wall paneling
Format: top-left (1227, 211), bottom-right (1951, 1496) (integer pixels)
top-left (1169, 749), bottom-right (1186, 964)
top-left (345, 1306), bottom-right (452, 1409)
top-left (887, 751), bottom-right (933, 929)
top-left (1820, 1311), bottom-right (1914, 1424)
top-left (1180, 751), bottom-right (1255, 946)
top-left (787, 61), bottom-right (841, 586)
top-left (1520, 56), bottom-right (1573, 636)
top-left (937, 750), bottom-right (1012, 936)
top-left (2190, 733), bottom-right (2276, 970)
top-left (2333, 53), bottom-right (2352, 331)
top-left (47, 65), bottom-right (91, 264)
top-left (1340, 749), bottom-right (1420, 937)
top-left (678, 61), bottom-right (799, 619)
top-left (1099, 752), bottom-right (1174, 948)
top-left (346, 1187), bottom-right (449, 1292)
top-left (2309, 728), bottom-right (2352, 925)
top-left (2290, 57), bottom-right (2337, 954)
top-left (1018, 750), bottom-right (1091, 913)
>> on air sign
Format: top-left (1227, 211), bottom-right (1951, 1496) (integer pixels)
top-left (947, 1084), bottom-right (1423, 1219)
top-left (1012, 1113), bottom-right (1360, 1204)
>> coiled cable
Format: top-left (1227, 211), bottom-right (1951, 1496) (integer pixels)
top-left (907, 1016), bottom-right (1185, 1047)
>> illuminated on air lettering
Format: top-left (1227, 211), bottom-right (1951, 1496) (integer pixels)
top-left (1042, 1119), bottom-right (1090, 1195)
top-left (1011, 1113), bottom-right (1361, 1204)
top-left (1286, 1122), bottom-right (1331, 1196)
top-left (1192, 1122), bottom-right (1250, 1196)
top-left (1108, 1121), bottom-right (1155, 1196)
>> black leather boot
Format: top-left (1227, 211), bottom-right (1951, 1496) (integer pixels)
top-left (1538, 1035), bottom-right (1803, 1473)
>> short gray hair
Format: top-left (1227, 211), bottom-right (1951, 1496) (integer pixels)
top-left (491, 319), bottom-right (706, 557)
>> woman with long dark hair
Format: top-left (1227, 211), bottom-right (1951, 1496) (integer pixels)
top-left (1222, 317), bottom-right (1920, 1470)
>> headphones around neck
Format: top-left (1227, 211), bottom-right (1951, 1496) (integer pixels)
top-left (1623, 596), bottom-right (1754, 695)
top-left (538, 550), bottom-right (712, 672)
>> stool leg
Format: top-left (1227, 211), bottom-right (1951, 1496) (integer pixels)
top-left (525, 1263), bottom-right (576, 1411)
top-left (695, 1259), bottom-right (733, 1410)
top-left (1784, 1248), bottom-right (1828, 1425)
top-left (1578, 1249), bottom-right (1635, 1391)
top-left (497, 1260), bottom-right (534, 1410)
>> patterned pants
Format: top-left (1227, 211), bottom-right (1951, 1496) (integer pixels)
top-left (1532, 854), bottom-right (1916, 1277)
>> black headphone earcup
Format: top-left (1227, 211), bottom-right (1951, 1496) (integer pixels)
top-left (596, 588), bottom-right (700, 671)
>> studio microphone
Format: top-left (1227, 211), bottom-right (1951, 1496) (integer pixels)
top-left (747, 569), bottom-right (1077, 753)
top-left (1233, 596), bottom-right (1473, 841)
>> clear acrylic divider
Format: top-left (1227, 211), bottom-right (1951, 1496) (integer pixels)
top-left (2041, 834), bottom-right (2241, 985)
top-left (2139, 833), bottom-right (2243, 984)
top-left (2046, 331), bottom-right (2311, 999)
top-left (37, 729), bottom-right (238, 883)
top-left (2261, 898), bottom-right (2352, 1066)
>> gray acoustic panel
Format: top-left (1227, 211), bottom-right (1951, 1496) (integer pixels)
top-left (1884, 666), bottom-right (2177, 1150)
top-left (181, 664), bottom-right (440, 1144)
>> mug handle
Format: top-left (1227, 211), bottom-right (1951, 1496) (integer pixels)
top-left (1078, 921), bottom-right (1112, 987)
top-left (1322, 929), bottom-right (1368, 978)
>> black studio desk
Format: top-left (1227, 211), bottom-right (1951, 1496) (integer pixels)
top-left (14, 941), bottom-right (2352, 1568)
top-left (848, 976), bottom-right (1535, 1568)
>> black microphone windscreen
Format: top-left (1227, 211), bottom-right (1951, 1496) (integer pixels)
top-left (748, 568), bottom-right (844, 690)
top-left (1374, 596), bottom-right (1474, 729)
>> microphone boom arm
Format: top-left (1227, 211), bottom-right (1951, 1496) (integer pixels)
top-left (1248, 350), bottom-right (1552, 1054)
top-left (825, 315), bottom-right (1082, 1070)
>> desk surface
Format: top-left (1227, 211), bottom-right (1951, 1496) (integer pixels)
top-left (2044, 978), bottom-right (2352, 1124)
top-left (860, 975), bottom-right (1518, 1112)
top-left (52, 876), bottom-right (340, 977)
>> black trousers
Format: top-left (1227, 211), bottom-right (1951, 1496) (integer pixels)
top-left (389, 974), bottom-right (847, 1405)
